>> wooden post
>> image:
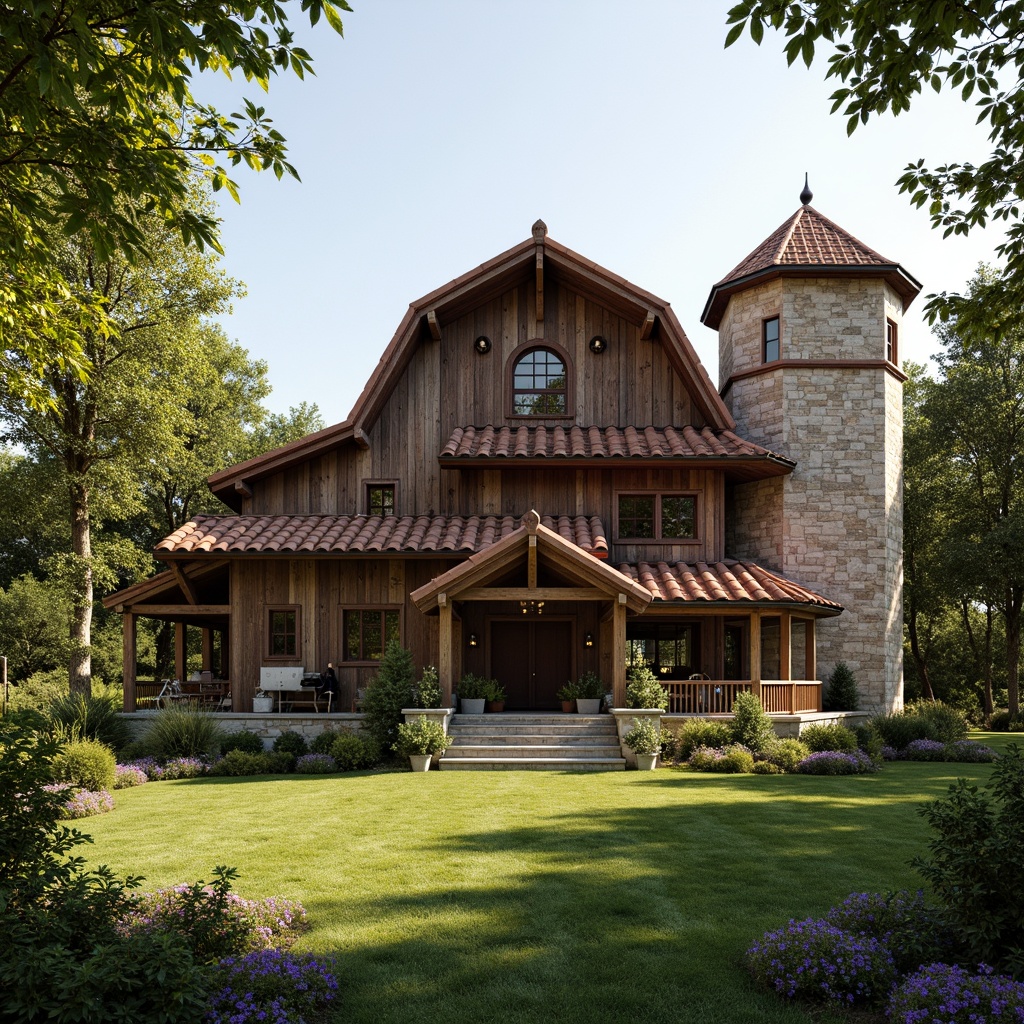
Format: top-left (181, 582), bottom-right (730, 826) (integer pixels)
top-left (780, 611), bottom-right (794, 712)
top-left (439, 594), bottom-right (453, 708)
top-left (612, 595), bottom-right (627, 707)
top-left (122, 613), bottom-right (136, 712)
top-left (174, 622), bottom-right (186, 682)
top-left (202, 628), bottom-right (214, 673)
top-left (806, 618), bottom-right (819, 709)
top-left (749, 611), bottom-right (762, 702)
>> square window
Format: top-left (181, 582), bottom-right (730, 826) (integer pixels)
top-left (367, 484), bottom-right (395, 517)
top-left (763, 316), bottom-right (780, 363)
top-left (343, 608), bottom-right (401, 662)
top-left (618, 495), bottom-right (656, 538)
top-left (617, 493), bottom-right (697, 541)
top-left (661, 496), bottom-right (696, 539)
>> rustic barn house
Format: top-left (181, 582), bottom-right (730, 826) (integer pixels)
top-left (107, 193), bottom-right (918, 718)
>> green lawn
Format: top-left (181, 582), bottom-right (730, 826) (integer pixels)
top-left (80, 731), bottom-right (1022, 1024)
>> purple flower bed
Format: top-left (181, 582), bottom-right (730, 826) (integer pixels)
top-left (124, 756), bottom-right (210, 781)
top-left (43, 783), bottom-right (115, 819)
top-left (205, 949), bottom-right (339, 1024)
top-left (114, 763), bottom-right (149, 788)
top-left (944, 740), bottom-right (997, 763)
top-left (882, 744), bottom-right (900, 761)
top-left (888, 962), bottom-right (1024, 1023)
top-left (902, 738), bottom-right (948, 762)
top-left (747, 916), bottom-right (897, 1005)
top-left (295, 752), bottom-right (337, 774)
top-left (796, 750), bottom-right (878, 775)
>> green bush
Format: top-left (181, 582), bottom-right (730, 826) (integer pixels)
top-left (801, 722), bottom-right (858, 753)
top-left (45, 692), bottom-right (132, 752)
top-left (854, 724), bottom-right (885, 763)
top-left (362, 641), bottom-right (416, 749)
top-left (764, 738), bottom-right (811, 773)
top-left (672, 719), bottom-right (733, 761)
top-left (730, 691), bottom-right (776, 752)
top-left (576, 670), bottom-right (607, 702)
top-left (716, 744), bottom-right (755, 773)
top-left (915, 743), bottom-right (1024, 974)
top-left (752, 760), bottom-right (783, 775)
top-left (221, 730), bottom-right (265, 755)
top-left (625, 665), bottom-right (668, 710)
top-left (52, 737), bottom-right (116, 791)
top-left (413, 666), bottom-right (442, 709)
top-left (869, 710), bottom-right (937, 749)
top-left (143, 705), bottom-right (225, 760)
top-left (272, 731), bottom-right (308, 757)
top-left (944, 682), bottom-right (984, 725)
top-left (905, 699), bottom-right (969, 744)
top-left (209, 749), bottom-right (292, 776)
top-left (823, 661), bottom-right (860, 712)
top-left (394, 718), bottom-right (451, 757)
top-left (329, 733), bottom-right (382, 771)
top-left (623, 718), bottom-right (660, 755)
top-left (310, 728), bottom-right (341, 754)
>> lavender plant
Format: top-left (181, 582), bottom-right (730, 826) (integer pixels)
top-left (114, 764), bottom-right (149, 788)
top-left (295, 752), bottom-right (337, 774)
top-left (888, 962), bottom-right (1024, 1023)
top-left (796, 750), bottom-right (878, 775)
top-left (902, 738), bottom-right (948, 762)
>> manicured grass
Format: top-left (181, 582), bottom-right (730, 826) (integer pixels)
top-left (80, 732), bottom-right (1022, 1024)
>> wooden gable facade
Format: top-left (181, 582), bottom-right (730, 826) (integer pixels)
top-left (107, 221), bottom-right (842, 715)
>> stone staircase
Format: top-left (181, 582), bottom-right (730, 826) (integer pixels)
top-left (438, 713), bottom-right (625, 771)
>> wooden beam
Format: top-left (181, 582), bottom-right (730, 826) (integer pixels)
top-left (457, 587), bottom-right (607, 602)
top-left (612, 599), bottom-right (626, 706)
top-left (640, 311), bottom-right (656, 341)
top-left (126, 604), bottom-right (231, 616)
top-left (234, 479), bottom-right (253, 499)
top-left (426, 310), bottom-right (442, 341)
top-left (174, 622), bottom-right (186, 682)
top-left (439, 601), bottom-right (453, 707)
top-left (806, 617), bottom-right (817, 689)
top-left (353, 427), bottom-right (371, 450)
top-left (749, 611), bottom-right (762, 698)
top-left (202, 628), bottom-right (214, 672)
top-left (122, 613), bottom-right (136, 712)
top-left (170, 563), bottom-right (199, 605)
top-left (535, 248), bottom-right (544, 322)
top-left (527, 536), bottom-right (537, 589)
top-left (780, 611), bottom-right (792, 681)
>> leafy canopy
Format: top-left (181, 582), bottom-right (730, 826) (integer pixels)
top-left (725, 1), bottom-right (1024, 317)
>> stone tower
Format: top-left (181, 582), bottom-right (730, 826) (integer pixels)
top-left (701, 193), bottom-right (921, 712)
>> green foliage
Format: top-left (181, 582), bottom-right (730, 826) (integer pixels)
top-left (556, 680), bottom-right (580, 702)
top-left (914, 743), bottom-right (1024, 973)
top-left (752, 760), bottom-right (784, 775)
top-left (413, 666), bottom-right (443, 709)
top-left (209, 749), bottom-right (291, 776)
top-left (45, 692), bottom-right (132, 752)
top-left (329, 733), bottom-right (382, 771)
top-left (576, 671), bottom-right (607, 701)
top-left (730, 691), bottom-right (776, 752)
top-left (764, 738), bottom-right (812, 773)
top-left (483, 679), bottom-right (507, 703)
top-left (362, 641), bottom-right (416, 749)
top-left (394, 718), bottom-right (451, 757)
top-left (671, 719), bottom-right (733, 761)
top-left (623, 718), bottom-right (660, 755)
top-left (272, 731), bottom-right (309, 757)
top-left (624, 672), bottom-right (667, 710)
top-left (870, 701), bottom-right (969, 750)
top-left (906, 699), bottom-right (970, 743)
top-left (142, 705), bottom-right (225, 760)
top-left (801, 723), bottom-right (858, 753)
top-left (823, 662), bottom-right (860, 712)
top-left (0, 575), bottom-right (73, 679)
top-left (309, 728), bottom-right (342, 754)
top-left (854, 724), bottom-right (885, 763)
top-left (222, 730), bottom-right (267, 755)
top-left (52, 738), bottom-right (116, 791)
top-left (989, 709), bottom-right (1022, 731)
top-left (456, 673), bottom-right (495, 701)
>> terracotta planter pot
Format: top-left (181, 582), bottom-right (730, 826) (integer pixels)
top-left (408, 754), bottom-right (432, 772)
top-left (561, 700), bottom-right (575, 713)
top-left (486, 700), bottom-right (505, 713)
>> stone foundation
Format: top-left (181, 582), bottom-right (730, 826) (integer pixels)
top-left (119, 712), bottom-right (366, 750)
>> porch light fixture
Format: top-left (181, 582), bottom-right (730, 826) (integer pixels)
top-left (468, 633), bottom-right (478, 647)
top-left (584, 632), bottom-right (594, 648)
top-left (518, 600), bottom-right (545, 616)
top-left (474, 335), bottom-right (492, 354)
top-left (588, 335), bottom-right (607, 354)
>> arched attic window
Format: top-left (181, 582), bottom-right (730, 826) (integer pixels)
top-left (508, 343), bottom-right (572, 417)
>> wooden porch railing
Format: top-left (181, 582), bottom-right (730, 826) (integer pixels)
top-left (663, 680), bottom-right (822, 715)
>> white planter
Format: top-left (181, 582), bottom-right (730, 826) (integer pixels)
top-left (576, 698), bottom-right (602, 714)
top-left (408, 753), bottom-right (432, 772)
top-left (252, 696), bottom-right (273, 713)
top-left (635, 752), bottom-right (658, 771)
top-left (460, 698), bottom-right (486, 715)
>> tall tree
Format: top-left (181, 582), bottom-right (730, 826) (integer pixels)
top-left (1, 0), bottom-right (349, 403)
top-left (725, 1), bottom-right (1024, 318)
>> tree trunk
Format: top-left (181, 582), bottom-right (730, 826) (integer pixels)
top-left (983, 605), bottom-right (994, 719)
top-left (908, 601), bottom-right (935, 700)
top-left (68, 478), bottom-right (92, 698)
top-left (1005, 585), bottom-right (1022, 721)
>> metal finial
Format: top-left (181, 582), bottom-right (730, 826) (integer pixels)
top-left (800, 173), bottom-right (813, 206)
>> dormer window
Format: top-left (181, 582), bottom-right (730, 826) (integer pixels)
top-left (763, 316), bottom-right (780, 363)
top-left (512, 348), bottom-right (567, 415)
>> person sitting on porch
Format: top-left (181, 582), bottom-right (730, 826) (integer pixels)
top-left (317, 663), bottom-right (339, 710)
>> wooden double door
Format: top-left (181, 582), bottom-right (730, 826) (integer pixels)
top-left (489, 619), bottom-right (574, 710)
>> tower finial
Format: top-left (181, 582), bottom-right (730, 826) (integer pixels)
top-left (800, 173), bottom-right (813, 206)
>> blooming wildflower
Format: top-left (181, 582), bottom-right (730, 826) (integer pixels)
top-left (294, 753), bottom-right (336, 774)
top-left (889, 962), bottom-right (1024, 1023)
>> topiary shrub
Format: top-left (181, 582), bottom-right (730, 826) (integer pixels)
top-left (624, 665), bottom-right (668, 710)
top-left (272, 731), bottom-right (308, 757)
top-left (764, 738), bottom-right (811, 773)
top-left (362, 640), bottom-right (415, 750)
top-left (672, 719), bottom-right (733, 761)
top-left (888, 963), bottom-right (1024, 1024)
top-left (46, 692), bottom-right (132, 753)
top-left (52, 737), bottom-right (117, 791)
top-left (330, 733), bottom-right (382, 771)
top-left (801, 722), bottom-right (858, 753)
top-left (221, 730), bottom-right (266, 755)
top-left (143, 705), bottom-right (225, 760)
top-left (823, 661), bottom-right (860, 712)
top-left (730, 691), bottom-right (775, 752)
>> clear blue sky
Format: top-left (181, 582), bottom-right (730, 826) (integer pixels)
top-left (205, 2), bottom-right (1003, 425)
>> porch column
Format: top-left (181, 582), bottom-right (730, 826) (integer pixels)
top-left (174, 621), bottom-right (186, 681)
top-left (122, 612), bottom-right (137, 712)
top-left (439, 593), bottom-right (453, 707)
top-left (221, 624), bottom-right (231, 682)
top-left (612, 594), bottom-right (627, 706)
top-left (749, 611), bottom-right (762, 701)
top-left (806, 618), bottom-right (819, 710)
top-left (780, 611), bottom-right (794, 713)
top-left (201, 628), bottom-right (214, 673)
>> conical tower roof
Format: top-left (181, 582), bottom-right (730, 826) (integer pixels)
top-left (701, 204), bottom-right (921, 330)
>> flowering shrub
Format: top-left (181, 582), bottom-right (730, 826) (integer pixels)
top-left (747, 917), bottom-right (896, 1005)
top-left (114, 763), bottom-right (149, 788)
top-left (687, 743), bottom-right (754, 773)
top-left (797, 750), bottom-right (877, 775)
top-left (882, 745), bottom-right (900, 761)
top-left (124, 756), bottom-right (210, 781)
top-left (295, 752), bottom-right (337, 774)
top-left (902, 738), bottom-right (948, 762)
top-left (43, 783), bottom-right (116, 819)
top-left (205, 949), bottom-right (339, 1024)
top-left (944, 740), bottom-right (996, 763)
top-left (888, 962), bottom-right (1024, 1023)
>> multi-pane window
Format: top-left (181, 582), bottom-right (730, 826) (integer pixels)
top-left (763, 316), bottom-right (780, 363)
top-left (512, 348), bottom-right (567, 415)
top-left (617, 494), bottom-right (696, 540)
top-left (343, 608), bottom-right (400, 662)
top-left (268, 608), bottom-right (299, 659)
top-left (626, 623), bottom-right (698, 678)
top-left (886, 319), bottom-right (899, 364)
top-left (367, 484), bottom-right (395, 517)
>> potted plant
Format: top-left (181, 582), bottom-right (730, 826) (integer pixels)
top-left (625, 665), bottom-right (670, 711)
top-left (556, 681), bottom-right (579, 713)
top-left (252, 690), bottom-right (273, 713)
top-left (623, 717), bottom-right (660, 770)
top-left (457, 673), bottom-right (491, 715)
top-left (394, 717), bottom-right (451, 771)
top-left (484, 679), bottom-right (507, 713)
top-left (575, 671), bottom-right (605, 714)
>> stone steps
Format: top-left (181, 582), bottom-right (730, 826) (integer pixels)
top-left (439, 712), bottom-right (624, 771)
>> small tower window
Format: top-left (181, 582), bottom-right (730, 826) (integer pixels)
top-left (886, 319), bottom-right (899, 364)
top-left (512, 348), bottom-right (567, 415)
top-left (366, 483), bottom-right (396, 517)
top-left (763, 316), bottom-right (780, 363)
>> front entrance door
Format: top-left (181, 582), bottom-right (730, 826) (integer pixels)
top-left (489, 620), bottom-right (573, 710)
